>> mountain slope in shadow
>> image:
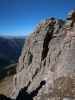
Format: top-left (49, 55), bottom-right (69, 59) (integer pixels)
top-left (0, 36), bottom-right (25, 72)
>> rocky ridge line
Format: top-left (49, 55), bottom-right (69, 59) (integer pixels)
top-left (11, 10), bottom-right (75, 100)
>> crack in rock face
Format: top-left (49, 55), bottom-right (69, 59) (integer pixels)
top-left (0, 81), bottom-right (46, 100)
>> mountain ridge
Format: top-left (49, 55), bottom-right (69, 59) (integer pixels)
top-left (12, 10), bottom-right (75, 100)
top-left (0, 36), bottom-right (25, 74)
top-left (0, 10), bottom-right (75, 100)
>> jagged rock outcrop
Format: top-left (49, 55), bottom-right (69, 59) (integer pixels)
top-left (12, 10), bottom-right (75, 100)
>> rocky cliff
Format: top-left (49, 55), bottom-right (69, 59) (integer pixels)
top-left (12, 10), bottom-right (75, 100)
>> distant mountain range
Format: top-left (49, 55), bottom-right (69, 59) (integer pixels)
top-left (0, 36), bottom-right (25, 72)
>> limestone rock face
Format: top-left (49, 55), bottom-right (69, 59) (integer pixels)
top-left (12, 10), bottom-right (75, 100)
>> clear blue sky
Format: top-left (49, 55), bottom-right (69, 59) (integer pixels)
top-left (0, 0), bottom-right (75, 36)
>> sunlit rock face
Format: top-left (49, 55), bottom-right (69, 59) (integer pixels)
top-left (63, 97), bottom-right (73, 100)
top-left (11, 10), bottom-right (75, 100)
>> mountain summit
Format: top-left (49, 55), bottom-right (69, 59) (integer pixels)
top-left (1, 10), bottom-right (75, 100)
top-left (12, 10), bottom-right (75, 100)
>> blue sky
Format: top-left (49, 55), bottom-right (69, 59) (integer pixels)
top-left (0, 0), bottom-right (75, 36)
